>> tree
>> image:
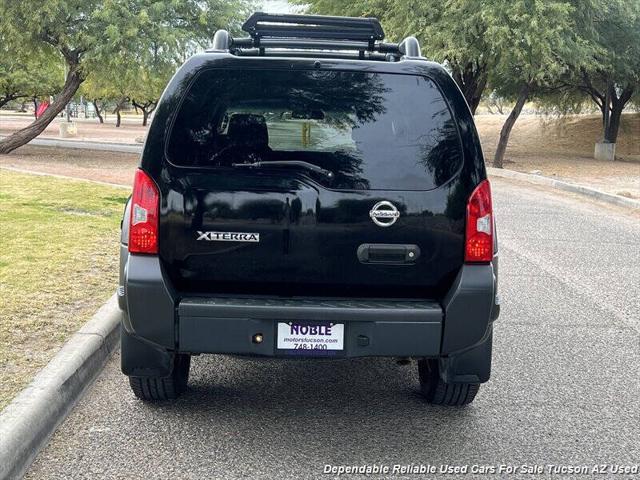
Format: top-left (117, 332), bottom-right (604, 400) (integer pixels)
top-left (79, 76), bottom-right (110, 124)
top-left (518, 0), bottom-right (639, 147)
top-left (488, 0), bottom-right (587, 168)
top-left (129, 59), bottom-right (174, 126)
top-left (0, 0), bottom-right (250, 154)
top-left (0, 0), bottom-right (106, 153)
top-left (297, 0), bottom-right (496, 114)
top-left (0, 30), bottom-right (63, 110)
top-left (574, 0), bottom-right (640, 144)
top-left (81, 48), bottom-right (173, 126)
top-left (292, 0), bottom-right (385, 19)
top-left (485, 91), bottom-right (507, 115)
top-left (80, 55), bottom-right (136, 127)
top-left (382, 0), bottom-right (495, 114)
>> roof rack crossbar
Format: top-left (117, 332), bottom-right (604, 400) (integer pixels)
top-left (242, 12), bottom-right (385, 42)
top-left (230, 37), bottom-right (400, 54)
top-left (231, 37), bottom-right (253, 48)
top-left (234, 49), bottom-right (392, 61)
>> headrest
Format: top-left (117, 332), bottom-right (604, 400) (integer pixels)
top-left (226, 114), bottom-right (269, 148)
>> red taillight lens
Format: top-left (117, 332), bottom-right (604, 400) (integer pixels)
top-left (129, 169), bottom-right (159, 254)
top-left (465, 179), bottom-right (493, 263)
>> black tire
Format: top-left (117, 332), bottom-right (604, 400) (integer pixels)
top-left (128, 354), bottom-right (191, 401)
top-left (418, 359), bottom-right (480, 406)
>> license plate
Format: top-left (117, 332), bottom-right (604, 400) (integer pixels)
top-left (277, 322), bottom-right (344, 351)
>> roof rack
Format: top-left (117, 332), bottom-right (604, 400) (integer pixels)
top-left (243, 12), bottom-right (385, 43)
top-left (209, 13), bottom-right (422, 61)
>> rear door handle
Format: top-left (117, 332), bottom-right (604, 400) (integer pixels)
top-left (357, 244), bottom-right (421, 264)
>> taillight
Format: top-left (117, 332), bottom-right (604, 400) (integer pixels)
top-left (465, 179), bottom-right (493, 263)
top-left (129, 169), bottom-right (159, 254)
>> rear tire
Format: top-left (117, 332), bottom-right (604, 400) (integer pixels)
top-left (418, 359), bottom-right (479, 406)
top-left (128, 354), bottom-right (191, 401)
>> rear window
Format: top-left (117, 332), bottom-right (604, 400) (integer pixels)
top-left (167, 69), bottom-right (462, 190)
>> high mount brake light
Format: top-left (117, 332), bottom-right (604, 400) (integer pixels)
top-left (465, 179), bottom-right (493, 263)
top-left (129, 169), bottom-right (159, 254)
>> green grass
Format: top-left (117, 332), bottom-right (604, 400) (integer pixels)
top-left (0, 170), bottom-right (129, 410)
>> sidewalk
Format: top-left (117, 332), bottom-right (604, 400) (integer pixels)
top-left (0, 115), bottom-right (146, 145)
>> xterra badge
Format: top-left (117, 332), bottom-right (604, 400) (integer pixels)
top-left (369, 201), bottom-right (400, 227)
top-left (197, 231), bottom-right (260, 242)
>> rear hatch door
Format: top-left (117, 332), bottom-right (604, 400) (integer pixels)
top-left (159, 67), bottom-right (468, 298)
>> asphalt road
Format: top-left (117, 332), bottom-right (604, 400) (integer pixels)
top-left (25, 178), bottom-right (640, 479)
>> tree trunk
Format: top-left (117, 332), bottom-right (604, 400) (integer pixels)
top-left (0, 66), bottom-right (83, 154)
top-left (133, 99), bottom-right (157, 127)
top-left (32, 96), bottom-right (38, 120)
top-left (0, 94), bottom-right (22, 110)
top-left (607, 103), bottom-right (624, 145)
top-left (466, 73), bottom-right (488, 115)
top-left (92, 99), bottom-right (104, 124)
top-left (451, 61), bottom-right (488, 115)
top-left (603, 81), bottom-right (611, 141)
top-left (113, 97), bottom-right (127, 128)
top-left (581, 71), bottom-right (634, 147)
top-left (493, 84), bottom-right (530, 168)
top-left (604, 85), bottom-right (633, 145)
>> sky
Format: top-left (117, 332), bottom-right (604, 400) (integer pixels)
top-left (260, 0), bottom-right (299, 14)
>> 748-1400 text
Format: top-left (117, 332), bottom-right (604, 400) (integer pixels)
top-left (294, 343), bottom-right (328, 350)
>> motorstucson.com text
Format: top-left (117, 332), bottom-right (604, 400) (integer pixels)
top-left (323, 464), bottom-right (640, 476)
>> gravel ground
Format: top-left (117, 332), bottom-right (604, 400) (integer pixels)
top-left (23, 178), bottom-right (640, 479)
top-left (0, 145), bottom-right (138, 186)
top-left (475, 113), bottom-right (640, 199)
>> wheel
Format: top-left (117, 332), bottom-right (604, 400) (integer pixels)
top-left (418, 359), bottom-right (480, 406)
top-left (128, 354), bottom-right (191, 401)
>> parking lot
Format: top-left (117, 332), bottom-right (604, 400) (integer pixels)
top-left (25, 178), bottom-right (640, 479)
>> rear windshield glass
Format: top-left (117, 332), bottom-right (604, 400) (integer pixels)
top-left (167, 69), bottom-right (462, 190)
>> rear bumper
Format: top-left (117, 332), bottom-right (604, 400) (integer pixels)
top-left (178, 297), bottom-right (442, 357)
top-left (120, 254), bottom-right (498, 378)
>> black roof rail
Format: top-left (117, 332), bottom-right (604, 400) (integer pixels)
top-left (242, 12), bottom-right (385, 43)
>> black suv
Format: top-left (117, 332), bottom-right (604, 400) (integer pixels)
top-left (118, 13), bottom-right (499, 406)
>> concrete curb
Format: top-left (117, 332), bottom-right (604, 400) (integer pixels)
top-left (487, 167), bottom-right (640, 210)
top-left (0, 296), bottom-right (121, 480)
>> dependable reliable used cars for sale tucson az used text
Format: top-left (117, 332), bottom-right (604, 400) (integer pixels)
top-left (117, 13), bottom-right (500, 406)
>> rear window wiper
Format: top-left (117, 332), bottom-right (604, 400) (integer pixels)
top-left (231, 161), bottom-right (334, 179)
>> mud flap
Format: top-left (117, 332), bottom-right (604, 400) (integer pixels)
top-left (120, 323), bottom-right (173, 378)
top-left (439, 325), bottom-right (493, 384)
